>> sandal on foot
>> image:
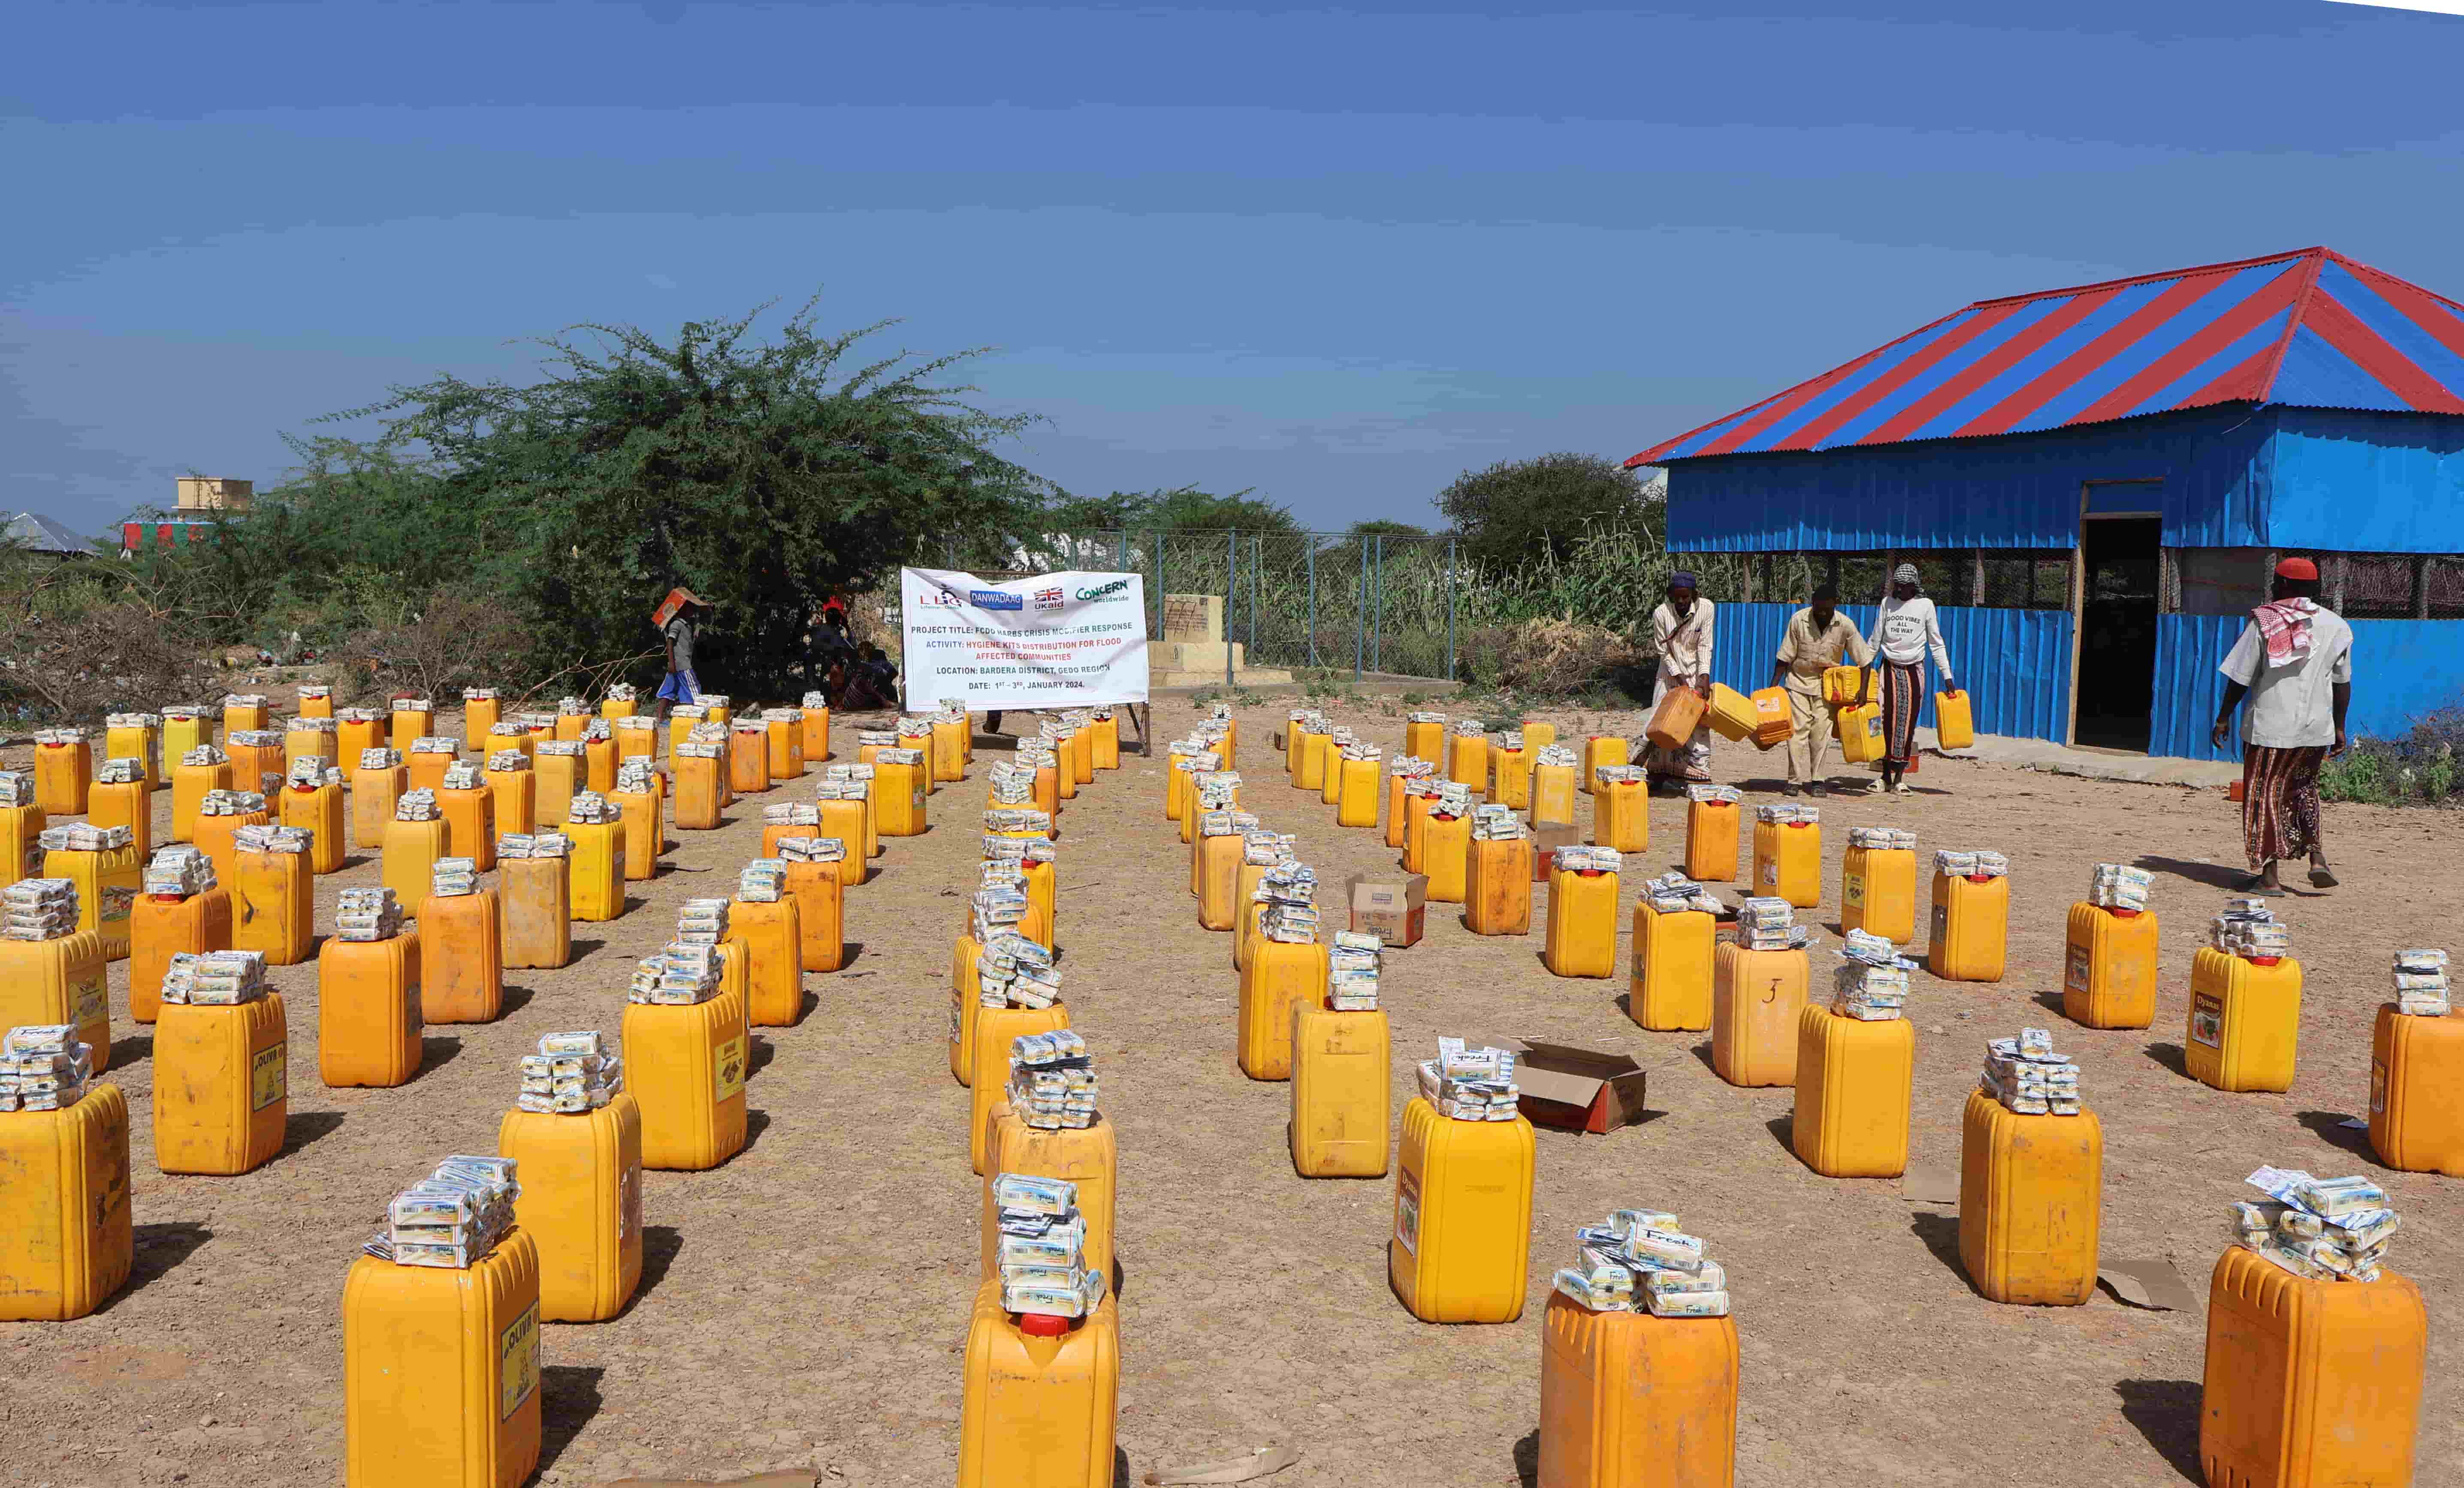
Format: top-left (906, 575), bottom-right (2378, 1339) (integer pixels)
top-left (2309, 864), bottom-right (2339, 888)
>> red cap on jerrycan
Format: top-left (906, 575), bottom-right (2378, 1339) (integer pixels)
top-left (1018, 1312), bottom-right (1074, 1337)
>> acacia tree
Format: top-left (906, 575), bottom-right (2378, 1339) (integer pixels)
top-left (1436, 452), bottom-right (1660, 570)
top-left (321, 298), bottom-right (1048, 695)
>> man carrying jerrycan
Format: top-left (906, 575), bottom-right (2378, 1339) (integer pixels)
top-left (1643, 572), bottom-right (1716, 788)
top-left (1767, 583), bottom-right (1871, 796)
top-left (651, 587), bottom-right (713, 727)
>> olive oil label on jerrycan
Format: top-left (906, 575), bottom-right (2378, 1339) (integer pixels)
top-left (251, 1044), bottom-right (287, 1111)
top-left (1844, 873), bottom-right (1865, 908)
top-left (713, 1034), bottom-right (748, 1102)
top-left (102, 884), bottom-right (138, 926)
top-left (2065, 947), bottom-right (2092, 993)
top-left (1395, 1172), bottom-right (1420, 1254)
top-left (2190, 993), bottom-right (2224, 1049)
top-left (498, 1302), bottom-right (541, 1420)
top-left (2370, 1059), bottom-right (2388, 1116)
top-left (621, 1166), bottom-right (641, 1247)
top-left (73, 972), bottom-right (107, 1028)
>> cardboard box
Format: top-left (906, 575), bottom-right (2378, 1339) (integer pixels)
top-left (1469, 1035), bottom-right (1652, 1135)
top-left (1531, 824), bottom-right (1581, 881)
top-left (1348, 872), bottom-right (1427, 948)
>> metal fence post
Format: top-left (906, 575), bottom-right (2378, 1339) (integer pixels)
top-left (1225, 528), bottom-right (1236, 689)
top-left (1355, 539), bottom-right (1365, 684)
top-left (1250, 535), bottom-right (1260, 676)
top-left (1114, 532), bottom-right (1125, 574)
top-left (1306, 542), bottom-right (1317, 669)
top-left (1372, 536), bottom-right (1384, 674)
top-left (1153, 530), bottom-right (1163, 640)
top-left (1447, 535), bottom-right (1458, 682)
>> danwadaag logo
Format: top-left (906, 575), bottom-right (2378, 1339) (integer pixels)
top-left (970, 589), bottom-right (1023, 611)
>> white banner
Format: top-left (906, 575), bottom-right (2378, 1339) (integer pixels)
top-left (899, 567), bottom-right (1149, 712)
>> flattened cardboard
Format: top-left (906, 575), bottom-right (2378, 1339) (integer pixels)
top-left (1463, 1034), bottom-right (1651, 1135)
top-left (1531, 824), bottom-right (1581, 881)
top-left (1348, 872), bottom-right (1427, 948)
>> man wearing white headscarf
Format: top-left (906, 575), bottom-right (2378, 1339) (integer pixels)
top-left (1866, 563), bottom-right (1956, 794)
top-left (1646, 571), bottom-right (1716, 786)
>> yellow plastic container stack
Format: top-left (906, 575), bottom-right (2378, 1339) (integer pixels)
top-left (498, 1089), bottom-right (644, 1324)
top-left (1490, 736), bottom-right (1531, 810)
top-left (283, 715), bottom-right (336, 777)
top-left (817, 790), bottom-right (871, 881)
top-left (341, 1228), bottom-right (541, 1488)
top-left (407, 738), bottom-right (456, 798)
top-left (194, 798), bottom-right (270, 890)
top-left (222, 695), bottom-right (270, 736)
top-left (929, 714), bottom-right (967, 785)
top-left (421, 881), bottom-right (504, 1026)
top-left (672, 747), bottom-right (724, 830)
top-left (534, 743), bottom-right (584, 828)
top-left (1712, 939), bottom-right (1808, 1088)
top-left (279, 773), bottom-right (347, 875)
top-left (352, 753), bottom-right (407, 850)
top-left (1390, 1094), bottom-right (1536, 1324)
top-left (227, 731), bottom-right (285, 798)
top-left (1447, 725), bottom-right (1489, 794)
top-left (1591, 768), bottom-right (1649, 853)
top-left (1841, 837), bottom-right (1917, 943)
top-left (1336, 749), bottom-right (1381, 828)
top-left (499, 852), bottom-right (573, 972)
top-left (153, 990), bottom-right (287, 1175)
top-left (2370, 998), bottom-right (2464, 1176)
top-left (1581, 733), bottom-right (1628, 794)
top-left (623, 978), bottom-right (748, 1171)
top-left (438, 776), bottom-right (498, 872)
top-left (1530, 754), bottom-right (1578, 830)
top-left (319, 920), bottom-right (423, 1089)
top-left (172, 752), bottom-right (230, 845)
top-left (728, 721), bottom-right (771, 798)
top-left (612, 778), bottom-right (664, 884)
top-left (1927, 863), bottom-right (2010, 983)
top-left (969, 1003), bottom-right (1071, 1174)
top-left (0, 925), bottom-right (112, 1073)
top-left (129, 880), bottom-right (234, 1024)
top-left (875, 749), bottom-right (930, 837)
top-left (33, 729), bottom-right (91, 817)
top-left (1958, 1088), bottom-right (2101, 1305)
top-left (86, 768), bottom-right (152, 866)
top-left (1537, 1289), bottom-right (1740, 1488)
top-left (160, 705), bottom-right (211, 766)
top-left (104, 712), bottom-right (161, 792)
top-left (1683, 794), bottom-right (1740, 881)
top-left (46, 837), bottom-right (144, 962)
top-left (1464, 835), bottom-right (1532, 937)
top-left (2198, 1245), bottom-right (2427, 1488)
top-left (462, 689), bottom-right (501, 746)
top-left (1543, 850), bottom-right (1620, 979)
top-left (799, 697), bottom-right (831, 765)
top-left (1195, 823), bottom-right (1244, 931)
top-left (490, 721), bottom-right (535, 769)
top-left (552, 703), bottom-right (586, 742)
top-left (337, 707), bottom-right (389, 768)
top-left (1239, 936), bottom-right (1328, 1082)
top-left (390, 700), bottom-right (435, 752)
top-left (980, 1113), bottom-right (1115, 1286)
top-left (582, 730), bottom-right (617, 794)
top-left (614, 715), bottom-right (659, 769)
top-left (2062, 902), bottom-right (2159, 1030)
top-left (1422, 799), bottom-right (1471, 905)
top-left (782, 855), bottom-right (845, 973)
top-left (1293, 724), bottom-right (1329, 792)
top-left (2186, 945), bottom-right (2302, 1093)
top-left (0, 1078), bottom-right (133, 1320)
top-left (1291, 997), bottom-right (1390, 1178)
top-left (596, 688), bottom-right (635, 723)
top-left (1629, 898), bottom-right (1717, 1032)
top-left (381, 813), bottom-right (450, 929)
top-left (1403, 713), bottom-right (1446, 763)
top-left (728, 889), bottom-right (803, 1029)
top-left (563, 815), bottom-right (624, 923)
top-left (296, 685), bottom-right (334, 721)
top-left (1792, 1003), bottom-right (1914, 1177)
top-left (1751, 812), bottom-right (1821, 908)
top-left (957, 1280), bottom-right (1120, 1488)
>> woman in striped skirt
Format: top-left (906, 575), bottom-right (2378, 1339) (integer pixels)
top-left (1866, 564), bottom-right (1957, 795)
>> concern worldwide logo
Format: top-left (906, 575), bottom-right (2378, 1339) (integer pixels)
top-left (1075, 578), bottom-right (1132, 602)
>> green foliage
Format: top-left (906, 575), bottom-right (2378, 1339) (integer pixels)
top-left (2320, 706), bottom-right (2463, 806)
top-left (1437, 453), bottom-right (1658, 570)
top-left (1347, 519), bottom-right (1426, 537)
top-left (1052, 484), bottom-right (1296, 534)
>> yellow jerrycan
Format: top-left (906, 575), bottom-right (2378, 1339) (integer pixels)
top-left (873, 749), bottom-right (930, 836)
top-left (499, 854), bottom-right (573, 971)
top-left (1290, 999), bottom-right (1391, 1177)
top-left (783, 858), bottom-right (845, 972)
top-left (381, 816), bottom-right (450, 924)
top-left (0, 800), bottom-right (41, 884)
top-left (101, 715), bottom-right (158, 792)
top-left (33, 730), bottom-right (91, 816)
top-left (1404, 713), bottom-right (1446, 762)
top-left (1196, 825), bottom-right (1244, 930)
top-left (231, 841), bottom-right (313, 966)
top-left (86, 770), bottom-right (151, 865)
top-left (1519, 718), bottom-right (1557, 752)
top-left (563, 818), bottom-right (623, 923)
top-left (283, 716), bottom-right (335, 776)
top-left (612, 782), bottom-right (663, 882)
top-left (1792, 1003), bottom-right (1914, 1177)
top-left (957, 1281), bottom-right (1120, 1488)
top-left (1060, 721), bottom-right (1088, 786)
top-left (981, 1110), bottom-right (1116, 1286)
top-left (1591, 770), bottom-right (1649, 853)
top-left (1021, 855), bottom-right (1059, 952)
top-left (727, 722), bottom-right (770, 797)
top-left (222, 696), bottom-right (270, 736)
top-left (2198, 1245), bottom-right (2427, 1488)
top-left (1164, 743), bottom-right (1196, 819)
top-left (768, 709), bottom-right (808, 785)
top-left (799, 700), bottom-right (831, 765)
top-left (1239, 938), bottom-right (1329, 1081)
top-left (2185, 947), bottom-right (2302, 1093)
top-left (0, 927), bottom-right (111, 1072)
top-left (1841, 841), bottom-right (1917, 943)
top-left (1702, 682), bottom-right (1760, 744)
top-left (1537, 1289), bottom-right (1740, 1488)
top-left (160, 705), bottom-right (211, 764)
top-left (596, 690), bottom-right (634, 723)
top-left (1543, 854), bottom-right (1620, 979)
top-left (895, 719), bottom-right (937, 793)
top-left (672, 748), bottom-right (723, 830)
top-left (1293, 725), bottom-right (1330, 791)
top-left (226, 732), bottom-right (286, 796)
top-left (1629, 900), bottom-right (1716, 1032)
top-left (1751, 815), bottom-right (1821, 908)
top-left (488, 720), bottom-right (534, 767)
top-left (929, 714), bottom-right (967, 784)
top-left (1232, 860), bottom-right (1270, 970)
top-left (2370, 1002), bottom-right (2464, 1175)
top-left (193, 802), bottom-right (269, 890)
top-left (318, 932), bottom-right (423, 1089)
top-left (389, 700), bottom-right (435, 752)
top-left (130, 882), bottom-right (234, 1023)
top-left (1712, 941), bottom-right (1808, 1087)
top-left (421, 886), bottom-right (504, 1025)
top-left (406, 738), bottom-right (456, 798)
top-left (949, 934), bottom-right (986, 1085)
top-left (1834, 697), bottom-right (1884, 764)
top-left (1089, 709), bottom-right (1119, 770)
top-left (172, 753), bottom-right (230, 844)
top-left (438, 779), bottom-right (498, 871)
top-left (1382, 765), bottom-right (1415, 849)
top-left (1933, 687), bottom-right (1975, 750)
top-left (2062, 902), bottom-right (2159, 1029)
top-left (0, 1081), bottom-right (133, 1320)
top-left (1490, 736), bottom-right (1531, 809)
top-left (497, 1093), bottom-right (645, 1323)
top-left (46, 840), bottom-right (142, 963)
top-left (728, 894), bottom-right (803, 1027)
top-left (352, 755), bottom-right (407, 850)
top-left (1927, 869), bottom-right (2009, 982)
top-left (534, 743), bottom-right (584, 827)
top-left (279, 774), bottom-right (347, 875)
top-left (1464, 836), bottom-right (1532, 936)
top-left (1957, 1089), bottom-right (2101, 1305)
top-left (1581, 733), bottom-right (1628, 794)
top-left (462, 689), bottom-right (501, 745)
top-left (1400, 781), bottom-right (1437, 872)
top-left (582, 731), bottom-right (617, 794)
top-left (1422, 802), bottom-right (1471, 905)
top-left (969, 1004), bottom-right (1072, 1174)
top-left (622, 993), bottom-right (748, 1171)
top-left (152, 992), bottom-right (287, 1175)
top-left (1684, 796), bottom-right (1739, 881)
top-left (341, 1230), bottom-right (541, 1488)
top-left (553, 705), bottom-right (587, 744)
top-left (1336, 749), bottom-right (1381, 827)
top-left (337, 708), bottom-right (388, 766)
top-left (1447, 727), bottom-right (1488, 794)
top-left (1530, 755), bottom-right (1577, 829)
top-left (1389, 1097), bottom-right (1536, 1323)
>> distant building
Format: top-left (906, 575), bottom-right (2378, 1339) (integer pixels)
top-left (1627, 246), bottom-right (2464, 760)
top-left (2, 511), bottom-right (98, 558)
top-left (175, 477), bottom-right (253, 512)
top-left (124, 476), bottom-right (253, 555)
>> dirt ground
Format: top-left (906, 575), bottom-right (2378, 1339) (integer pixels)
top-left (2, 694), bottom-right (2457, 1487)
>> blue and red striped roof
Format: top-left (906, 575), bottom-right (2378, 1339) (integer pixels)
top-left (1627, 247), bottom-right (2464, 467)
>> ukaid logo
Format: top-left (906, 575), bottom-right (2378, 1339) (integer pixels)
top-left (970, 589), bottom-right (1023, 611)
top-left (1033, 586), bottom-right (1065, 612)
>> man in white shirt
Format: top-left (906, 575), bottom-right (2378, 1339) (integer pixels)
top-left (1645, 572), bottom-right (1715, 787)
top-left (1865, 564), bottom-right (1958, 796)
top-left (2212, 556), bottom-right (2353, 894)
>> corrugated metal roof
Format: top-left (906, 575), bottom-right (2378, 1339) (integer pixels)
top-left (1630, 247), bottom-right (2464, 467)
top-left (3, 512), bottom-right (95, 554)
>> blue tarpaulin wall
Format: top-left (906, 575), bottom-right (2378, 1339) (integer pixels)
top-left (1706, 603), bottom-right (2073, 744)
top-left (2150, 616), bottom-right (2464, 761)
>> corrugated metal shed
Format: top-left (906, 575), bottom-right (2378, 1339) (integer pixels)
top-left (2150, 615), bottom-right (2464, 761)
top-left (3, 512), bottom-right (95, 555)
top-left (1707, 602), bottom-right (2072, 746)
top-left (1629, 247), bottom-right (2464, 466)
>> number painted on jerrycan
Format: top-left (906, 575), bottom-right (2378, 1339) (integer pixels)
top-left (1395, 1171), bottom-right (1420, 1255)
top-left (250, 1044), bottom-right (287, 1111)
top-left (713, 1035), bottom-right (747, 1102)
top-left (1762, 974), bottom-right (1786, 1004)
top-left (2190, 993), bottom-right (2224, 1049)
top-left (498, 1302), bottom-right (540, 1420)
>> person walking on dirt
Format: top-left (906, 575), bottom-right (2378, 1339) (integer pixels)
top-left (1644, 572), bottom-right (1716, 788)
top-left (652, 591), bottom-right (712, 727)
top-left (1769, 583), bottom-right (1872, 795)
top-left (1867, 564), bottom-right (1957, 796)
top-left (2211, 557), bottom-right (2352, 895)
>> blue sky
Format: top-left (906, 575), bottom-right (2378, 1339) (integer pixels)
top-left (6, 0), bottom-right (2462, 535)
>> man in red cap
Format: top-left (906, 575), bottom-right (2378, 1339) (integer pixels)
top-left (2212, 557), bottom-right (2352, 893)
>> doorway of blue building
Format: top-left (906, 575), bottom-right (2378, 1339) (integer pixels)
top-left (2074, 514), bottom-right (2162, 751)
